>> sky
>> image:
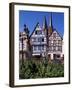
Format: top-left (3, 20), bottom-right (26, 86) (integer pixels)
top-left (19, 10), bottom-right (64, 37)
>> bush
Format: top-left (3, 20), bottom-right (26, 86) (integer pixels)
top-left (19, 60), bottom-right (64, 79)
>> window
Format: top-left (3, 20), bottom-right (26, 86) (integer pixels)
top-left (53, 46), bottom-right (56, 51)
top-left (35, 31), bottom-right (42, 35)
top-left (33, 46), bottom-right (37, 50)
top-left (58, 40), bottom-right (62, 45)
top-left (38, 31), bottom-right (42, 34)
top-left (49, 40), bottom-right (53, 46)
top-left (38, 38), bottom-right (42, 42)
top-left (19, 34), bottom-right (21, 37)
top-left (38, 37), bottom-right (44, 42)
top-left (49, 40), bottom-right (51, 44)
top-left (42, 45), bottom-right (44, 50)
top-left (53, 40), bottom-right (56, 46)
top-left (32, 38), bottom-right (36, 42)
top-left (58, 46), bottom-right (62, 51)
top-left (24, 37), bottom-right (27, 40)
top-left (48, 46), bottom-right (52, 51)
top-left (53, 33), bottom-right (56, 38)
top-left (38, 46), bottom-right (41, 50)
top-left (35, 31), bottom-right (37, 34)
top-left (56, 55), bottom-right (60, 58)
top-left (42, 38), bottom-right (44, 42)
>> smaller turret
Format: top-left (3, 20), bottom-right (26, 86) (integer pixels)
top-left (19, 24), bottom-right (31, 62)
top-left (24, 24), bottom-right (29, 36)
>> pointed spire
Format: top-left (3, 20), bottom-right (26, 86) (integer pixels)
top-left (48, 13), bottom-right (53, 36)
top-left (43, 16), bottom-right (47, 29)
top-left (49, 12), bottom-right (53, 28)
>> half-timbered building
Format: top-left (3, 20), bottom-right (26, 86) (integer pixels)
top-left (48, 30), bottom-right (63, 60)
top-left (30, 21), bottom-right (47, 58)
top-left (19, 14), bottom-right (64, 61)
top-left (19, 25), bottom-right (31, 60)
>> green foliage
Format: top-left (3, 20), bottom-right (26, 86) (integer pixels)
top-left (19, 60), bottom-right (64, 79)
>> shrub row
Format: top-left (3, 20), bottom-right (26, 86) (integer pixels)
top-left (19, 60), bottom-right (64, 79)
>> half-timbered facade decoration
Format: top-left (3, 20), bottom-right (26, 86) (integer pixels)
top-left (48, 30), bottom-right (63, 60)
top-left (30, 21), bottom-right (47, 58)
top-left (19, 13), bottom-right (64, 61)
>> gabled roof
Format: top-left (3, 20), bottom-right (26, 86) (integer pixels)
top-left (49, 29), bottom-right (63, 40)
top-left (30, 22), bottom-right (39, 38)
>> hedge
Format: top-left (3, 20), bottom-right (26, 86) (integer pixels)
top-left (19, 60), bottom-right (64, 79)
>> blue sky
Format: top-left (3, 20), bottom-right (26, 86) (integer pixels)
top-left (19, 10), bottom-right (64, 37)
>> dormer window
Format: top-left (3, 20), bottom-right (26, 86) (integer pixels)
top-left (38, 31), bottom-right (42, 34)
top-left (35, 31), bottom-right (42, 35)
top-left (35, 31), bottom-right (37, 34)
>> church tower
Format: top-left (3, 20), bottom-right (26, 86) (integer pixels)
top-left (42, 16), bottom-right (48, 58)
top-left (48, 13), bottom-right (53, 36)
top-left (43, 16), bottom-right (48, 30)
top-left (43, 16), bottom-right (48, 37)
